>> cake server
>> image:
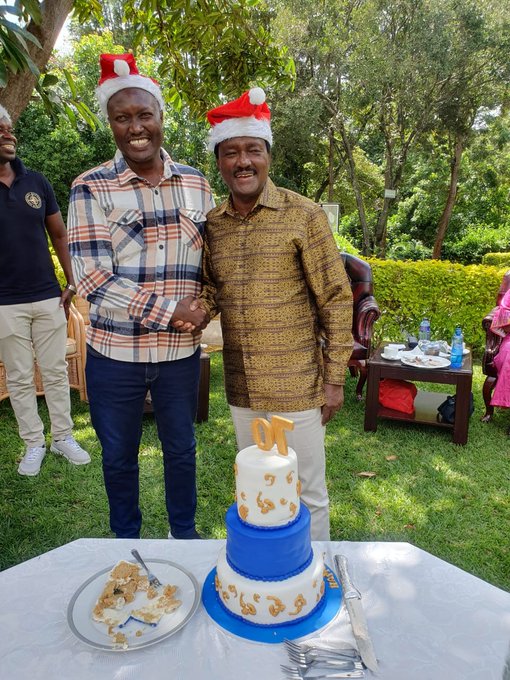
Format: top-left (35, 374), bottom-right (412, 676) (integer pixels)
top-left (334, 555), bottom-right (378, 673)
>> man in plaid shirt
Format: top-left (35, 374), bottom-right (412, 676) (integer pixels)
top-left (68, 54), bottom-right (213, 539)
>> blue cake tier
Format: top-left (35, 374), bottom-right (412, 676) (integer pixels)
top-left (225, 503), bottom-right (312, 580)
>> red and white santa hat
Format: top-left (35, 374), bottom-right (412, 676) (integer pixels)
top-left (206, 87), bottom-right (272, 151)
top-left (95, 53), bottom-right (164, 117)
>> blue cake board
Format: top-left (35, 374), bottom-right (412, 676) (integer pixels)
top-left (201, 565), bottom-right (342, 644)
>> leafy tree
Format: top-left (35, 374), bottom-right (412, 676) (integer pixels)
top-left (389, 108), bottom-right (510, 262)
top-left (431, 0), bottom-right (510, 258)
top-left (0, 0), bottom-right (294, 122)
top-left (0, 0), bottom-right (101, 120)
top-left (270, 0), bottom-right (509, 258)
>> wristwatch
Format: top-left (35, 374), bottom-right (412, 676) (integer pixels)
top-left (65, 283), bottom-right (77, 294)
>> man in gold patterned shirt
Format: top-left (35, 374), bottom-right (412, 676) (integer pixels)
top-left (198, 88), bottom-right (353, 539)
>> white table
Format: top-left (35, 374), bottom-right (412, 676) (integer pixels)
top-left (1, 539), bottom-right (509, 680)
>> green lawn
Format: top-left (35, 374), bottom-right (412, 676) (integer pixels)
top-left (1, 353), bottom-right (509, 593)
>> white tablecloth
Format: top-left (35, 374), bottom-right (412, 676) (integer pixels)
top-left (1, 539), bottom-right (509, 680)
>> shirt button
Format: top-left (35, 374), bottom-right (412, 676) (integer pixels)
top-left (155, 190), bottom-right (159, 195)
top-left (159, 244), bottom-right (164, 250)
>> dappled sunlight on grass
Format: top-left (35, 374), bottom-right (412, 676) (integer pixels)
top-left (139, 446), bottom-right (162, 458)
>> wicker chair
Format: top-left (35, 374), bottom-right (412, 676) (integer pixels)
top-left (341, 252), bottom-right (381, 400)
top-left (0, 302), bottom-right (88, 403)
top-left (481, 270), bottom-right (510, 422)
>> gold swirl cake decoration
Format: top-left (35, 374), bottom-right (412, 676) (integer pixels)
top-left (222, 590), bottom-right (229, 601)
top-left (256, 492), bottom-right (275, 514)
top-left (320, 581), bottom-right (325, 596)
top-left (264, 473), bottom-right (276, 486)
top-left (296, 479), bottom-right (302, 496)
top-left (240, 491), bottom-right (246, 500)
top-left (253, 593), bottom-right (260, 602)
top-left (289, 502), bottom-right (297, 517)
top-left (228, 585), bottom-right (238, 598)
top-left (240, 593), bottom-right (256, 616)
top-left (289, 594), bottom-right (307, 616)
top-left (239, 504), bottom-right (249, 520)
top-left (312, 579), bottom-right (317, 588)
top-left (286, 471), bottom-right (294, 484)
top-left (214, 573), bottom-right (221, 591)
top-left (280, 498), bottom-right (288, 505)
top-left (267, 595), bottom-right (286, 617)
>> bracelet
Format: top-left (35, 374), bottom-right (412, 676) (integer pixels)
top-left (65, 283), bottom-right (77, 294)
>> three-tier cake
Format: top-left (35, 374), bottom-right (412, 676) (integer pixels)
top-left (213, 416), bottom-right (326, 626)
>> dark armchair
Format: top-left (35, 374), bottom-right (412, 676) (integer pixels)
top-left (341, 252), bottom-right (381, 400)
top-left (481, 269), bottom-right (510, 422)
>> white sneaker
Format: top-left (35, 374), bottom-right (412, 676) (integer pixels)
top-left (51, 435), bottom-right (91, 465)
top-left (18, 445), bottom-right (46, 476)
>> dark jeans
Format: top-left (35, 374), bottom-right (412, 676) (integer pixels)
top-left (86, 348), bottom-right (200, 538)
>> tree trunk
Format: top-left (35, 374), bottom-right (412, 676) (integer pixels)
top-left (0, 0), bottom-right (73, 122)
top-left (432, 134), bottom-right (464, 259)
top-left (335, 118), bottom-right (371, 255)
top-left (374, 197), bottom-right (393, 258)
top-left (328, 127), bottom-right (335, 201)
top-left (313, 164), bottom-right (342, 204)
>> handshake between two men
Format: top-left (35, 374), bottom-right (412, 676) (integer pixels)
top-left (171, 295), bottom-right (209, 334)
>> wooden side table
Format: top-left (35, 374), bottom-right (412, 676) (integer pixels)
top-left (364, 344), bottom-right (473, 444)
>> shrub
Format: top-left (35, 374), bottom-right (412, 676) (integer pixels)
top-left (387, 236), bottom-right (432, 261)
top-left (51, 253), bottom-right (66, 288)
top-left (334, 233), bottom-right (359, 255)
top-left (442, 224), bottom-right (510, 264)
top-left (367, 258), bottom-right (504, 354)
top-left (482, 253), bottom-right (510, 268)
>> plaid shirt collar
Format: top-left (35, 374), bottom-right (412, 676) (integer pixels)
top-left (112, 147), bottom-right (183, 186)
top-left (217, 178), bottom-right (285, 217)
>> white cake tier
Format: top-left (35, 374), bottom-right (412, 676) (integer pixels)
top-left (215, 546), bottom-right (325, 626)
top-left (235, 444), bottom-right (301, 527)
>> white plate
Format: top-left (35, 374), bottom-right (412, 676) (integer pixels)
top-left (67, 559), bottom-right (200, 651)
top-left (400, 354), bottom-right (451, 369)
top-left (381, 352), bottom-right (401, 361)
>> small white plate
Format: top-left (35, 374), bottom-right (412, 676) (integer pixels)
top-left (67, 559), bottom-right (200, 651)
top-left (381, 352), bottom-right (401, 361)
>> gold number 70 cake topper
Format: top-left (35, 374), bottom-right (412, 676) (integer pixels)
top-left (251, 416), bottom-right (294, 455)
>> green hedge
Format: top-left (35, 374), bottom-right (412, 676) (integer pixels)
top-left (367, 258), bottom-right (505, 354)
top-left (482, 252), bottom-right (510, 268)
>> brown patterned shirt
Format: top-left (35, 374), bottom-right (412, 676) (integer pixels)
top-left (201, 179), bottom-right (353, 411)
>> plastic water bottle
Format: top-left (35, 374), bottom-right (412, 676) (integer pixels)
top-left (450, 325), bottom-right (464, 368)
top-left (418, 318), bottom-right (431, 342)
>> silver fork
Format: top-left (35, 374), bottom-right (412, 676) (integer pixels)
top-left (281, 665), bottom-right (364, 679)
top-left (131, 549), bottom-right (163, 588)
top-left (284, 640), bottom-right (361, 663)
top-left (285, 655), bottom-right (364, 672)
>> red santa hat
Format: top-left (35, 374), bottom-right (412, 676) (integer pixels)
top-left (95, 53), bottom-right (164, 117)
top-left (206, 87), bottom-right (272, 151)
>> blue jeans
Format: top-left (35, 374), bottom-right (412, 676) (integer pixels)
top-left (86, 348), bottom-right (200, 538)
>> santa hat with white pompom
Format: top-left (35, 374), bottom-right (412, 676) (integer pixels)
top-left (95, 53), bottom-right (164, 117)
top-left (206, 87), bottom-right (272, 151)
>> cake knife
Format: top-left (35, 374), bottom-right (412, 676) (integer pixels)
top-left (334, 554), bottom-right (378, 673)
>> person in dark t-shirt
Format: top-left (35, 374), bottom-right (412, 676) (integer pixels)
top-left (0, 105), bottom-right (90, 475)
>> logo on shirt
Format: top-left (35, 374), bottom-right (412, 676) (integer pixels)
top-left (25, 192), bottom-right (42, 209)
